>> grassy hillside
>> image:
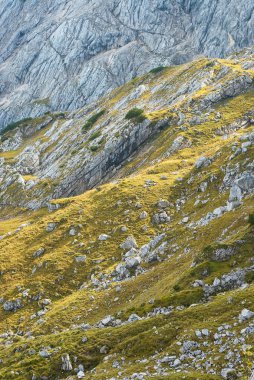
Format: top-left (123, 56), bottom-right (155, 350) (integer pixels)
top-left (0, 51), bottom-right (254, 379)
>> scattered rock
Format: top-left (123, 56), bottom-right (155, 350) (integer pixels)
top-left (152, 211), bottom-right (170, 224)
top-left (99, 234), bottom-right (110, 241)
top-left (33, 248), bottom-right (45, 258)
top-left (195, 156), bottom-right (211, 169)
top-left (221, 368), bottom-right (238, 379)
top-left (139, 211), bottom-right (148, 220)
top-left (239, 308), bottom-right (254, 322)
top-left (61, 353), bottom-right (73, 371)
top-left (3, 299), bottom-right (23, 312)
top-left (69, 227), bottom-right (77, 236)
top-left (75, 256), bottom-right (86, 263)
top-left (39, 349), bottom-right (51, 358)
top-left (45, 223), bottom-right (57, 232)
top-left (120, 236), bottom-right (138, 250)
top-left (100, 346), bottom-right (109, 354)
top-left (128, 314), bottom-right (141, 322)
top-left (77, 370), bottom-right (85, 378)
top-left (157, 199), bottom-right (170, 209)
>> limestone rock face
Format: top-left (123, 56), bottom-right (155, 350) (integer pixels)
top-left (0, 0), bottom-right (254, 129)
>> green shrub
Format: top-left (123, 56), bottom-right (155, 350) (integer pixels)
top-left (125, 108), bottom-right (143, 119)
top-left (136, 114), bottom-right (147, 123)
top-left (98, 138), bottom-right (105, 145)
top-left (90, 145), bottom-right (99, 152)
top-left (125, 108), bottom-right (146, 123)
top-left (1, 117), bottom-right (33, 135)
top-left (82, 110), bottom-right (105, 132)
top-left (149, 66), bottom-right (166, 74)
top-left (55, 112), bottom-right (66, 118)
top-left (89, 131), bottom-right (101, 141)
top-left (248, 214), bottom-right (254, 225)
top-left (246, 271), bottom-right (254, 284)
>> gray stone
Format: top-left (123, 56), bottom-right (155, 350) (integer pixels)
top-left (1, 0), bottom-right (253, 133)
top-left (128, 314), bottom-right (141, 322)
top-left (157, 199), bottom-right (170, 209)
top-left (3, 299), bottom-right (23, 312)
top-left (125, 256), bottom-right (141, 269)
top-left (33, 248), bottom-right (45, 258)
top-left (153, 211), bottom-right (170, 224)
top-left (195, 156), bottom-right (211, 169)
top-left (61, 354), bottom-right (73, 371)
top-left (69, 227), bottom-right (77, 236)
top-left (45, 223), bottom-right (57, 232)
top-left (120, 236), bottom-right (138, 250)
top-left (99, 346), bottom-right (109, 354)
top-left (139, 211), bottom-right (148, 220)
top-left (221, 368), bottom-right (238, 379)
top-left (239, 308), bottom-right (254, 322)
top-left (75, 256), bottom-right (86, 263)
top-left (39, 349), bottom-right (51, 358)
top-left (181, 341), bottom-right (199, 353)
top-left (115, 263), bottom-right (130, 280)
top-left (101, 315), bottom-right (115, 326)
top-left (99, 234), bottom-right (110, 241)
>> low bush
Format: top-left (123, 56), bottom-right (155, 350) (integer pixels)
top-left (149, 66), bottom-right (166, 74)
top-left (89, 131), bottom-right (101, 141)
top-left (82, 110), bottom-right (105, 132)
top-left (248, 214), bottom-right (254, 226)
top-left (125, 108), bottom-right (146, 123)
top-left (90, 145), bottom-right (99, 152)
top-left (1, 117), bottom-right (33, 135)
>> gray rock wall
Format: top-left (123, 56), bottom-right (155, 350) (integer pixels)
top-left (0, 0), bottom-right (253, 129)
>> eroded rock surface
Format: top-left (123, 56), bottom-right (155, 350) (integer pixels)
top-left (0, 0), bottom-right (254, 128)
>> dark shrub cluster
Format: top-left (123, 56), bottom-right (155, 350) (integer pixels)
top-left (82, 110), bottom-right (105, 132)
top-left (125, 108), bottom-right (146, 123)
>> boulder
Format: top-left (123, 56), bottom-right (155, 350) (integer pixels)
top-left (75, 256), bottom-right (86, 263)
top-left (115, 263), bottom-right (130, 280)
top-left (239, 308), bottom-right (254, 322)
top-left (3, 299), bottom-right (23, 312)
top-left (39, 349), bottom-right (51, 358)
top-left (33, 248), bottom-right (45, 258)
top-left (101, 315), bottom-right (115, 327)
top-left (152, 211), bottom-right (170, 224)
top-left (125, 256), bottom-right (141, 269)
top-left (69, 227), bottom-right (77, 236)
top-left (99, 346), bottom-right (109, 354)
top-left (157, 199), bottom-right (170, 209)
top-left (45, 222), bottom-right (57, 232)
top-left (221, 368), bottom-right (238, 379)
top-left (61, 353), bottom-right (73, 371)
top-left (120, 236), bottom-right (138, 250)
top-left (99, 234), bottom-right (110, 241)
top-left (139, 211), bottom-right (148, 220)
top-left (128, 314), bottom-right (141, 322)
top-left (195, 156), bottom-right (211, 169)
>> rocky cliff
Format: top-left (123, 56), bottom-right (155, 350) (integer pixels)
top-left (0, 47), bottom-right (253, 210)
top-left (0, 0), bottom-right (254, 129)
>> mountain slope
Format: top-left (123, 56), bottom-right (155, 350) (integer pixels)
top-left (0, 49), bottom-right (253, 379)
top-left (0, 48), bottom-right (254, 210)
top-left (0, 0), bottom-right (254, 129)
